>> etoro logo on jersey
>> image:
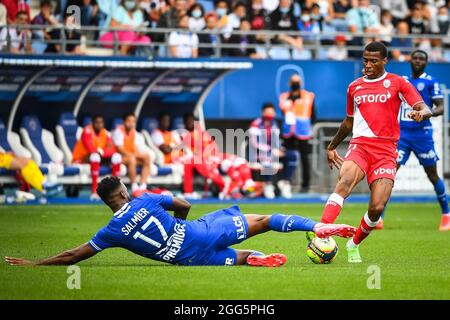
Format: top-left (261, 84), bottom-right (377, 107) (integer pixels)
top-left (354, 91), bottom-right (392, 105)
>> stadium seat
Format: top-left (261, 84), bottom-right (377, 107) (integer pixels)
top-left (0, 120), bottom-right (12, 152)
top-left (269, 47), bottom-right (292, 60)
top-left (173, 117), bottom-right (185, 130)
top-left (55, 113), bottom-right (82, 165)
top-left (0, 119), bottom-right (31, 158)
top-left (82, 117), bottom-right (92, 127)
top-left (111, 118), bottom-right (123, 130)
top-left (20, 116), bottom-right (80, 179)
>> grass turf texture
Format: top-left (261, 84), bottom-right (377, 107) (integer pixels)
top-left (1, 203), bottom-right (449, 300)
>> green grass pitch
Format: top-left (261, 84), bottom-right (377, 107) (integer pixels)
top-left (1, 203), bottom-right (449, 300)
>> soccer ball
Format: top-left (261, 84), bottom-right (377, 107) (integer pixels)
top-left (306, 237), bottom-right (338, 264)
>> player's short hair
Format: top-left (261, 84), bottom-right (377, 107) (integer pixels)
top-left (262, 102), bottom-right (275, 110)
top-left (92, 114), bottom-right (103, 122)
top-left (183, 112), bottom-right (195, 122)
top-left (411, 49), bottom-right (428, 61)
top-left (122, 112), bottom-right (136, 121)
top-left (97, 176), bottom-right (122, 204)
top-left (158, 112), bottom-right (171, 121)
top-left (364, 41), bottom-right (388, 59)
top-left (40, 0), bottom-right (52, 8)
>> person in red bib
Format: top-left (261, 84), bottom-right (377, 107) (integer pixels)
top-left (112, 113), bottom-right (151, 197)
top-left (72, 115), bottom-right (121, 200)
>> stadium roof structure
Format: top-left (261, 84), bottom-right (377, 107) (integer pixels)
top-left (0, 55), bottom-right (253, 132)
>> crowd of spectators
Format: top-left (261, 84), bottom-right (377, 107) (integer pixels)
top-left (0, 0), bottom-right (449, 61)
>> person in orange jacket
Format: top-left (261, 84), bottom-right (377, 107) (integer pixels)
top-left (72, 115), bottom-right (121, 200)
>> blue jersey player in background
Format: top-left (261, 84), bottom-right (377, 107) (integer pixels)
top-left (5, 176), bottom-right (356, 267)
top-left (378, 50), bottom-right (450, 231)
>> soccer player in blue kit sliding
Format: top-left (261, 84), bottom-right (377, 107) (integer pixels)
top-left (5, 176), bottom-right (356, 267)
top-left (377, 50), bottom-right (450, 231)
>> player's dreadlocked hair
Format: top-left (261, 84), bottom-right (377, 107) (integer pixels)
top-left (411, 49), bottom-right (428, 61)
top-left (97, 176), bottom-right (122, 204)
top-left (365, 41), bottom-right (388, 59)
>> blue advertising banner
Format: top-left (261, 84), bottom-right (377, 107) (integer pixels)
top-left (204, 60), bottom-right (450, 121)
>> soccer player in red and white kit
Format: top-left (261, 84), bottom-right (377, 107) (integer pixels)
top-left (318, 42), bottom-right (432, 263)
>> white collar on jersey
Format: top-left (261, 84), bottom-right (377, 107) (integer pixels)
top-left (362, 71), bottom-right (388, 83)
top-left (419, 72), bottom-right (428, 78)
top-left (114, 202), bottom-right (131, 217)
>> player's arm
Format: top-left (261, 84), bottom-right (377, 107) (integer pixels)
top-left (5, 243), bottom-right (97, 266)
top-left (409, 102), bottom-right (433, 122)
top-left (167, 197), bottom-right (191, 220)
top-left (402, 78), bottom-right (433, 122)
top-left (326, 116), bottom-right (353, 170)
top-left (431, 98), bottom-right (444, 117)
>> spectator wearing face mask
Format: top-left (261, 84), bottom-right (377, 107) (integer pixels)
top-left (436, 5), bottom-right (449, 35)
top-left (278, 74), bottom-right (316, 194)
top-left (99, 0), bottom-right (151, 55)
top-left (248, 102), bottom-right (284, 200)
top-left (297, 8), bottom-right (320, 43)
top-left (188, 3), bottom-right (205, 31)
top-left (214, 0), bottom-right (230, 33)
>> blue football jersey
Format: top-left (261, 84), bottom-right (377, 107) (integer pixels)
top-left (89, 193), bottom-right (198, 264)
top-left (399, 73), bottom-right (443, 132)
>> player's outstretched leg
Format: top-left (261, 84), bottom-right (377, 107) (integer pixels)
top-left (235, 250), bottom-right (287, 267)
top-left (320, 161), bottom-right (365, 227)
top-left (245, 214), bottom-right (357, 239)
top-left (347, 178), bottom-right (392, 263)
top-left (424, 166), bottom-right (450, 231)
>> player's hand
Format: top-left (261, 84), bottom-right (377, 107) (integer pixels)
top-left (327, 149), bottom-right (343, 170)
top-left (408, 110), bottom-right (424, 122)
top-left (5, 256), bottom-right (35, 266)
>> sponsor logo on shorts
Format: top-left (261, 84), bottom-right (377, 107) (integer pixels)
top-left (232, 216), bottom-right (246, 240)
top-left (373, 167), bottom-right (396, 176)
top-left (225, 258), bottom-right (235, 266)
top-left (418, 150), bottom-right (437, 160)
